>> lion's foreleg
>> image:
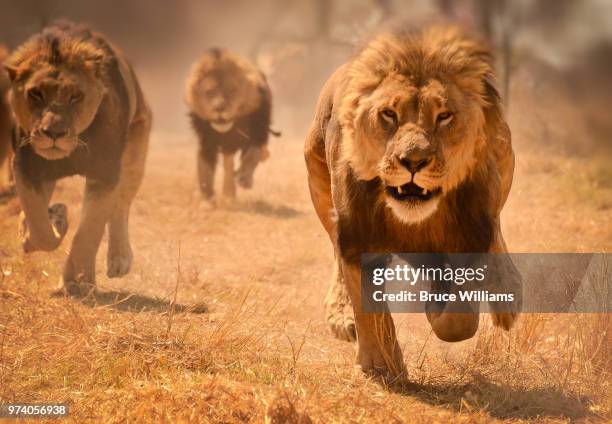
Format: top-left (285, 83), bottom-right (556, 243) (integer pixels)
top-left (325, 258), bottom-right (356, 341)
top-left (15, 168), bottom-right (67, 252)
top-left (62, 181), bottom-right (118, 296)
top-left (235, 145), bottom-right (265, 189)
top-left (341, 260), bottom-right (406, 380)
top-left (424, 224), bottom-right (520, 339)
top-left (107, 119), bottom-right (149, 278)
top-left (222, 153), bottom-right (236, 198)
top-left (424, 260), bottom-right (481, 342)
top-left (198, 145), bottom-right (217, 201)
top-left (107, 206), bottom-right (131, 278)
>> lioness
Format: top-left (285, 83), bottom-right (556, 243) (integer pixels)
top-left (304, 26), bottom-right (520, 377)
top-left (186, 48), bottom-right (276, 205)
top-left (4, 22), bottom-right (151, 296)
top-left (0, 46), bottom-right (12, 189)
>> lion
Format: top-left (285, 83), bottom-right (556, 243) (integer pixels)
top-left (4, 22), bottom-right (151, 296)
top-left (304, 26), bottom-right (521, 378)
top-left (186, 48), bottom-right (278, 205)
top-left (0, 45), bottom-right (13, 190)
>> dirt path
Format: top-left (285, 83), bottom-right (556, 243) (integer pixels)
top-left (0, 134), bottom-right (610, 422)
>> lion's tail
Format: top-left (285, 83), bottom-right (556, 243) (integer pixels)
top-left (268, 128), bottom-right (282, 138)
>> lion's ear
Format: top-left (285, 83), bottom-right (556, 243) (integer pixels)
top-left (483, 75), bottom-right (501, 108)
top-left (87, 54), bottom-right (109, 78)
top-left (482, 74), bottom-right (506, 136)
top-left (79, 47), bottom-right (114, 80)
top-left (3, 64), bottom-right (18, 82)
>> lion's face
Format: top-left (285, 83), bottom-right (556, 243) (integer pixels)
top-left (7, 63), bottom-right (106, 160)
top-left (187, 50), bottom-right (262, 133)
top-left (340, 30), bottom-right (490, 224)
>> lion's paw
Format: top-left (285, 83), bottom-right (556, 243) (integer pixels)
top-left (235, 170), bottom-right (253, 189)
top-left (356, 344), bottom-right (406, 380)
top-left (217, 196), bottom-right (237, 208)
top-left (325, 301), bottom-right (356, 342)
top-left (19, 204), bottom-right (68, 253)
top-left (53, 275), bottom-right (96, 299)
top-left (197, 197), bottom-right (216, 211)
top-left (107, 245), bottom-right (133, 278)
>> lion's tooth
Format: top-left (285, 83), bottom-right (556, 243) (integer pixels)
top-left (423, 188), bottom-right (428, 195)
top-left (397, 186), bottom-right (403, 194)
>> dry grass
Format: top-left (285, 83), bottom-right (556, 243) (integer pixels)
top-left (0, 136), bottom-right (610, 422)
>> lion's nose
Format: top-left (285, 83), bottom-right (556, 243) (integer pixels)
top-left (41, 128), bottom-right (67, 140)
top-left (211, 97), bottom-right (225, 112)
top-left (399, 156), bottom-right (432, 174)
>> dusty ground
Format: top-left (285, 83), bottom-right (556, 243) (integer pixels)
top-left (0, 125), bottom-right (610, 422)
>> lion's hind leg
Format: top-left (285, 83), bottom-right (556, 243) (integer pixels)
top-left (325, 258), bottom-right (356, 341)
top-left (488, 227), bottom-right (521, 330)
top-left (107, 117), bottom-right (149, 278)
top-left (197, 143), bottom-right (218, 210)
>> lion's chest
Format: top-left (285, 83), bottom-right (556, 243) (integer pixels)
top-left (337, 196), bottom-right (494, 263)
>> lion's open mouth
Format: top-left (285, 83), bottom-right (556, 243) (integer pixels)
top-left (210, 120), bottom-right (234, 133)
top-left (386, 182), bottom-right (441, 202)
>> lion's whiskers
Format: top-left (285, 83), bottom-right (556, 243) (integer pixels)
top-left (18, 136), bottom-right (31, 148)
top-left (76, 138), bottom-right (89, 152)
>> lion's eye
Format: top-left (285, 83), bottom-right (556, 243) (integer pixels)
top-left (70, 93), bottom-right (83, 104)
top-left (380, 108), bottom-right (397, 123)
top-left (27, 89), bottom-right (44, 103)
top-left (436, 111), bottom-right (453, 125)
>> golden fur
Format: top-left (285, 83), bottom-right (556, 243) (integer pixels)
top-left (5, 23), bottom-right (151, 296)
top-left (304, 26), bottom-right (519, 377)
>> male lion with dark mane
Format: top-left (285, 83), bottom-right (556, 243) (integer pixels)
top-left (186, 48), bottom-right (276, 205)
top-left (4, 22), bottom-right (151, 296)
top-left (304, 26), bottom-right (521, 378)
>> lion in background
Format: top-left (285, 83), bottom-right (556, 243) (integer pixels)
top-left (304, 25), bottom-right (521, 378)
top-left (0, 45), bottom-right (12, 190)
top-left (186, 48), bottom-right (277, 206)
top-left (4, 22), bottom-right (151, 296)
